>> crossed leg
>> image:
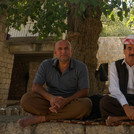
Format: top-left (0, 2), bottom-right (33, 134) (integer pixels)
top-left (100, 96), bottom-right (129, 126)
top-left (18, 92), bottom-right (50, 128)
top-left (19, 92), bottom-right (92, 128)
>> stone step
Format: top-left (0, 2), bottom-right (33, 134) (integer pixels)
top-left (0, 105), bottom-right (29, 116)
top-left (1, 106), bottom-right (134, 134)
top-left (0, 118), bottom-right (134, 134)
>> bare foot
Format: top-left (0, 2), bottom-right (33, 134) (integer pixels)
top-left (106, 116), bottom-right (115, 125)
top-left (106, 116), bottom-right (129, 126)
top-left (18, 116), bottom-right (46, 128)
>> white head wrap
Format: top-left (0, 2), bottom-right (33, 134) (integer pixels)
top-left (122, 35), bottom-right (134, 45)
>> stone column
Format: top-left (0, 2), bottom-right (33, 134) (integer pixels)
top-left (0, 14), bottom-right (14, 107)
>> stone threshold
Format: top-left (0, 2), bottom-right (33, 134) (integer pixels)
top-left (0, 117), bottom-right (134, 134)
top-left (1, 105), bottom-right (134, 126)
top-left (0, 105), bottom-right (29, 116)
top-left (0, 105), bottom-right (134, 134)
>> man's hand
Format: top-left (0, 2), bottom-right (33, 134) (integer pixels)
top-left (48, 88), bottom-right (88, 113)
top-left (123, 104), bottom-right (134, 120)
top-left (49, 96), bottom-right (69, 113)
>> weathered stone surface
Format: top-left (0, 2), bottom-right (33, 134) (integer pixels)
top-left (0, 122), bottom-right (6, 134)
top-left (34, 122), bottom-right (84, 134)
top-left (0, 106), bottom-right (29, 116)
top-left (97, 37), bottom-right (124, 66)
top-left (8, 37), bottom-right (55, 54)
top-left (5, 122), bottom-right (31, 134)
top-left (0, 112), bottom-right (134, 134)
top-left (129, 126), bottom-right (134, 134)
top-left (0, 119), bottom-right (134, 134)
top-left (86, 125), bottom-right (129, 134)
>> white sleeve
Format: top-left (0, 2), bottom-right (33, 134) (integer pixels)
top-left (109, 62), bottom-right (128, 106)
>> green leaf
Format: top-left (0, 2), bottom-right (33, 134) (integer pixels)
top-left (104, 0), bottom-right (109, 3)
top-left (111, 14), bottom-right (115, 21)
top-left (124, 10), bottom-right (128, 17)
top-left (80, 3), bottom-right (86, 12)
top-left (122, 2), bottom-right (127, 10)
top-left (88, 0), bottom-right (99, 7)
top-left (117, 0), bottom-right (121, 6)
top-left (3, 0), bottom-right (131, 39)
top-left (119, 15), bottom-right (123, 21)
top-left (117, 10), bottom-right (122, 18)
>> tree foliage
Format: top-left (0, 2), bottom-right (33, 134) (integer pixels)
top-left (0, 0), bottom-right (132, 39)
top-left (100, 12), bottom-right (134, 36)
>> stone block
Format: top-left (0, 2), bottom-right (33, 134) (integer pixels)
top-left (1, 68), bottom-right (6, 73)
top-left (0, 56), bottom-right (3, 62)
top-left (0, 100), bottom-right (7, 107)
top-left (0, 122), bottom-right (6, 134)
top-left (7, 64), bottom-right (14, 69)
top-left (86, 125), bottom-right (129, 134)
top-left (6, 122), bottom-right (31, 134)
top-left (5, 79), bottom-right (11, 84)
top-left (0, 108), bottom-right (6, 115)
top-left (0, 45), bottom-right (4, 53)
top-left (2, 48), bottom-right (8, 53)
top-left (129, 126), bottom-right (134, 133)
top-left (34, 123), bottom-right (84, 134)
top-left (0, 120), bottom-right (134, 134)
top-left (0, 84), bottom-right (6, 89)
top-left (97, 37), bottom-right (125, 64)
top-left (1, 78), bottom-right (6, 84)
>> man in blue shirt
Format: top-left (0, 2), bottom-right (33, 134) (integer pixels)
top-left (18, 40), bottom-right (92, 127)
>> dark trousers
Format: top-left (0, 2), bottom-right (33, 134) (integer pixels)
top-left (100, 95), bottom-right (134, 119)
top-left (88, 95), bottom-right (103, 119)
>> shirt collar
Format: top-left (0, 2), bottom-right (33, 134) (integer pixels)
top-left (122, 59), bottom-right (134, 68)
top-left (52, 58), bottom-right (74, 69)
top-left (70, 58), bottom-right (75, 69)
top-left (121, 59), bottom-right (125, 65)
top-left (52, 58), bottom-right (59, 67)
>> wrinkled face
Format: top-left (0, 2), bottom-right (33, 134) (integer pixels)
top-left (54, 40), bottom-right (72, 63)
top-left (124, 44), bottom-right (134, 66)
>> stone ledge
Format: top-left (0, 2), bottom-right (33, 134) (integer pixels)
top-left (0, 105), bottom-right (29, 116)
top-left (0, 115), bottom-right (134, 134)
top-left (1, 106), bottom-right (134, 134)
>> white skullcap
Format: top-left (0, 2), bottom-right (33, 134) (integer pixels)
top-left (122, 35), bottom-right (134, 45)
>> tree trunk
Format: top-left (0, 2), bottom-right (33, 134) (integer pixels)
top-left (67, 3), bottom-right (104, 96)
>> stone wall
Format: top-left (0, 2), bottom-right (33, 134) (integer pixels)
top-left (97, 37), bottom-right (125, 87)
top-left (26, 54), bottom-right (53, 92)
top-left (0, 15), bottom-right (14, 107)
top-left (97, 37), bottom-right (124, 66)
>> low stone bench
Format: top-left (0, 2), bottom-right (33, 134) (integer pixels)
top-left (0, 105), bottom-right (134, 134)
top-left (1, 116), bottom-right (134, 134)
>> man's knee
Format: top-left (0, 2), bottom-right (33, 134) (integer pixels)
top-left (20, 92), bottom-right (37, 109)
top-left (77, 98), bottom-right (92, 115)
top-left (100, 96), bottom-right (118, 118)
top-left (100, 96), bottom-right (111, 110)
top-left (20, 93), bottom-right (30, 109)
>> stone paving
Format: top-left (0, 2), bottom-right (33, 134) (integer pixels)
top-left (0, 105), bottom-right (28, 116)
top-left (0, 105), bottom-right (134, 134)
